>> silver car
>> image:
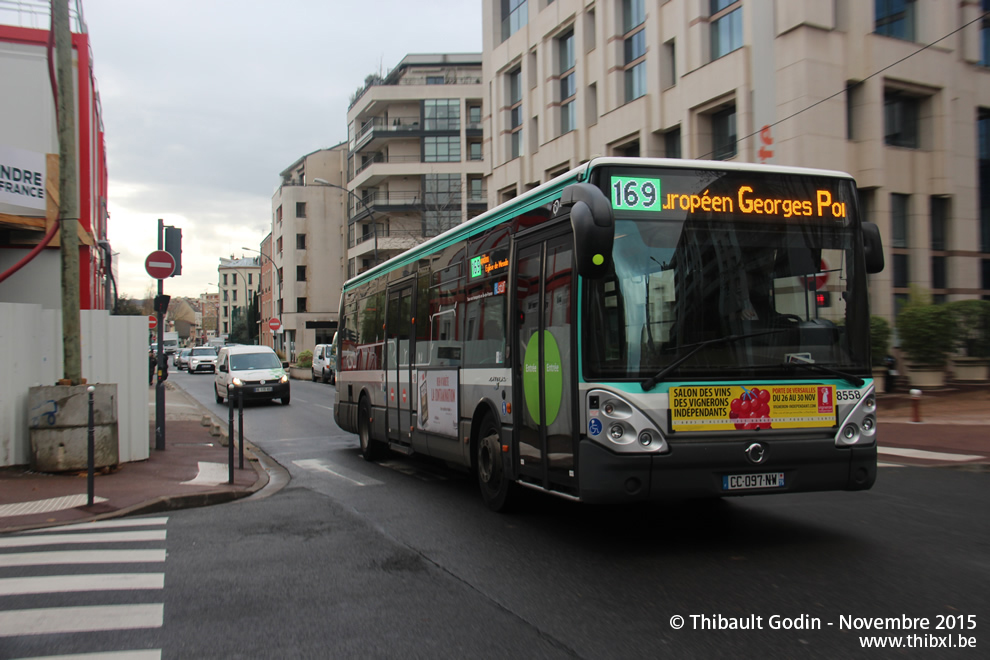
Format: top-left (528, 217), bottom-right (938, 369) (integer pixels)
top-left (187, 346), bottom-right (218, 374)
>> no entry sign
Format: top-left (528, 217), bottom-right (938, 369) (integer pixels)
top-left (145, 250), bottom-right (176, 279)
top-left (268, 317), bottom-right (282, 332)
top-left (148, 315), bottom-right (157, 330)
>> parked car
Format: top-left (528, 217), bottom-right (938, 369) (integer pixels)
top-left (187, 346), bottom-right (218, 374)
top-left (215, 345), bottom-right (290, 405)
top-left (311, 342), bottom-right (336, 384)
top-left (174, 348), bottom-right (192, 369)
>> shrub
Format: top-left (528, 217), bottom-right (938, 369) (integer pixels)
top-left (897, 304), bottom-right (956, 368)
top-left (948, 299), bottom-right (990, 359)
top-left (295, 350), bottom-right (313, 369)
top-left (869, 316), bottom-right (891, 367)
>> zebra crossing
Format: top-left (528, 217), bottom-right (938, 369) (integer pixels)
top-left (0, 516), bottom-right (168, 659)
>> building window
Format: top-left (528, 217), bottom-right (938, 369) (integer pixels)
top-left (891, 193), bottom-right (909, 248)
top-left (426, 76), bottom-right (444, 85)
top-left (469, 141), bottom-right (483, 161)
top-left (223, 274), bottom-right (228, 285)
top-left (508, 68), bottom-right (523, 159)
top-left (223, 322), bottom-right (228, 333)
top-left (424, 136), bottom-right (461, 162)
top-left (982, 0), bottom-right (990, 67)
top-left (559, 30), bottom-right (576, 134)
top-left (248, 273), bottom-right (253, 286)
top-left (712, 106), bottom-right (737, 160)
top-left (623, 1), bottom-right (646, 103)
top-left (223, 305), bottom-right (228, 318)
top-left (297, 297), bottom-right (307, 313)
top-left (296, 265), bottom-right (306, 282)
top-left (232, 289), bottom-right (238, 302)
top-left (424, 174), bottom-right (461, 209)
top-left (892, 253), bottom-right (910, 288)
top-left (501, 0), bottom-right (528, 42)
top-left (884, 90), bottom-right (920, 148)
top-left (711, 0), bottom-right (742, 60)
top-left (296, 234), bottom-right (306, 250)
top-left (875, 0), bottom-right (916, 41)
top-left (469, 177), bottom-right (485, 202)
top-left (468, 105), bottom-right (482, 127)
top-left (980, 109), bottom-right (990, 253)
top-left (662, 39), bottom-right (676, 89)
top-left (424, 99), bottom-right (460, 130)
top-left (296, 202), bottom-right (306, 218)
top-left (665, 127), bottom-right (681, 158)
top-left (931, 196), bottom-right (949, 292)
top-left (232, 274), bottom-right (237, 286)
top-left (276, 205), bottom-right (282, 224)
top-left (425, 210), bottom-right (460, 236)
top-left (223, 290), bottom-right (228, 302)
top-left (276, 236), bottom-right (283, 254)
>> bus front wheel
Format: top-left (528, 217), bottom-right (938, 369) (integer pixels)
top-left (359, 398), bottom-right (384, 461)
top-left (476, 414), bottom-right (515, 512)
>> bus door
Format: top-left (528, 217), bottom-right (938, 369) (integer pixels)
top-left (512, 231), bottom-right (576, 493)
top-left (385, 282), bottom-right (415, 447)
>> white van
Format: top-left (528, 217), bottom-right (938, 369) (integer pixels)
top-left (311, 342), bottom-right (336, 384)
top-left (215, 345), bottom-right (290, 405)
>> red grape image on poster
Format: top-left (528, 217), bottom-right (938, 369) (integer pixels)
top-left (669, 384), bottom-right (837, 432)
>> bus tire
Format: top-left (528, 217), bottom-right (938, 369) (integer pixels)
top-left (476, 413), bottom-right (515, 512)
top-left (359, 397), bottom-right (384, 461)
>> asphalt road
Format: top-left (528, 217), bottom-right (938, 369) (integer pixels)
top-left (154, 368), bottom-right (990, 658)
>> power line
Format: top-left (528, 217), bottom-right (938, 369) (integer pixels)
top-left (698, 11), bottom-right (990, 159)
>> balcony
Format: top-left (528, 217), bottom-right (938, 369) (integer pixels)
top-left (351, 115), bottom-right (468, 152)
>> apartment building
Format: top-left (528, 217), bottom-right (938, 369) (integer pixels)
top-left (345, 53), bottom-right (488, 278)
top-left (258, 233), bottom-right (274, 349)
top-left (217, 256), bottom-right (259, 339)
top-left (270, 144), bottom-right (348, 360)
top-left (483, 0), bottom-right (990, 320)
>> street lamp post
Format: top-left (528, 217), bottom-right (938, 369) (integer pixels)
top-left (313, 177), bottom-right (379, 266)
top-left (242, 247), bottom-right (282, 349)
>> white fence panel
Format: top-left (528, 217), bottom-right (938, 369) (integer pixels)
top-left (0, 303), bottom-right (147, 467)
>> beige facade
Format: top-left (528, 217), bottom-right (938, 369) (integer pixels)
top-left (346, 54), bottom-right (488, 278)
top-left (483, 0), bottom-right (990, 320)
top-left (270, 144), bottom-right (349, 360)
top-left (217, 256), bottom-right (260, 339)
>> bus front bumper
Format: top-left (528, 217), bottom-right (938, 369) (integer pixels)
top-left (577, 436), bottom-right (877, 504)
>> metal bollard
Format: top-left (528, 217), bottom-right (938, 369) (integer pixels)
top-left (910, 388), bottom-right (922, 423)
top-left (87, 385), bottom-right (95, 506)
top-left (228, 384), bottom-right (235, 484)
top-left (238, 388), bottom-right (244, 470)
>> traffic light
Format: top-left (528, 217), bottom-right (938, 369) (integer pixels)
top-left (154, 294), bottom-right (171, 314)
top-left (164, 226), bottom-right (182, 276)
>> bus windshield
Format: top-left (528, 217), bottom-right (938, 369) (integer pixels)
top-left (584, 167), bottom-right (870, 382)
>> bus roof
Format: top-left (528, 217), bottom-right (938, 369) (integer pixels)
top-left (342, 157), bottom-right (856, 291)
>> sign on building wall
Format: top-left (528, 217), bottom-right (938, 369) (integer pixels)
top-left (0, 145), bottom-right (46, 215)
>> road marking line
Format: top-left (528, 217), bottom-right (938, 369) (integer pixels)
top-left (11, 650), bottom-right (161, 660)
top-left (0, 530), bottom-right (166, 549)
top-left (0, 495), bottom-right (108, 518)
top-left (0, 573), bottom-right (164, 596)
top-left (292, 459), bottom-right (382, 486)
top-left (180, 461), bottom-right (228, 486)
top-left (315, 404), bottom-right (334, 411)
top-left (27, 517), bottom-right (169, 532)
top-left (0, 604), bottom-right (163, 637)
top-left (0, 550), bottom-right (166, 568)
top-left (878, 447), bottom-right (984, 462)
top-left (11, 651), bottom-right (162, 660)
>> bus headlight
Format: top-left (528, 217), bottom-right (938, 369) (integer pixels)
top-left (609, 425), bottom-right (624, 440)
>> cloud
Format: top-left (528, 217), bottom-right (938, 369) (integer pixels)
top-left (84, 0), bottom-right (482, 298)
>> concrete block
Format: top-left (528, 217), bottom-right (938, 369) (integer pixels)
top-left (28, 384), bottom-right (119, 472)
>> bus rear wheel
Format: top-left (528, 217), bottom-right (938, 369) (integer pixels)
top-left (476, 414), bottom-right (515, 512)
top-left (359, 397), bottom-right (384, 461)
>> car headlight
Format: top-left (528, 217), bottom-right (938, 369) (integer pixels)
top-left (280, 374), bottom-right (289, 383)
top-left (232, 377), bottom-right (243, 386)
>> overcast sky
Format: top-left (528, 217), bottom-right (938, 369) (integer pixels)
top-left (83, 0), bottom-right (482, 300)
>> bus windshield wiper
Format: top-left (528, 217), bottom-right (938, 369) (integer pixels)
top-left (782, 361), bottom-right (864, 387)
top-left (640, 329), bottom-right (785, 391)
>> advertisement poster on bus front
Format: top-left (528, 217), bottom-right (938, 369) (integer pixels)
top-left (418, 369), bottom-right (458, 437)
top-left (669, 384), bottom-right (837, 432)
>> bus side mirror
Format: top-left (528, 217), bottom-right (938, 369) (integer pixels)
top-left (560, 182), bottom-right (614, 279)
top-left (862, 222), bottom-right (884, 274)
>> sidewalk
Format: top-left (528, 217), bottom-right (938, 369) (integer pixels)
top-left (0, 381), bottom-right (271, 534)
top-left (1, 381), bottom-right (987, 534)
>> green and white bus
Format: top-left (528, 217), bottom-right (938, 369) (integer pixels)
top-left (334, 157), bottom-right (885, 511)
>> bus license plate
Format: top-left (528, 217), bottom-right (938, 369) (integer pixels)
top-left (255, 386), bottom-right (272, 393)
top-left (723, 472), bottom-right (785, 491)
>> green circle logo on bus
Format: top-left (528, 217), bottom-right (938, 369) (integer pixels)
top-left (592, 254), bottom-right (604, 266)
top-left (524, 331), bottom-right (563, 425)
